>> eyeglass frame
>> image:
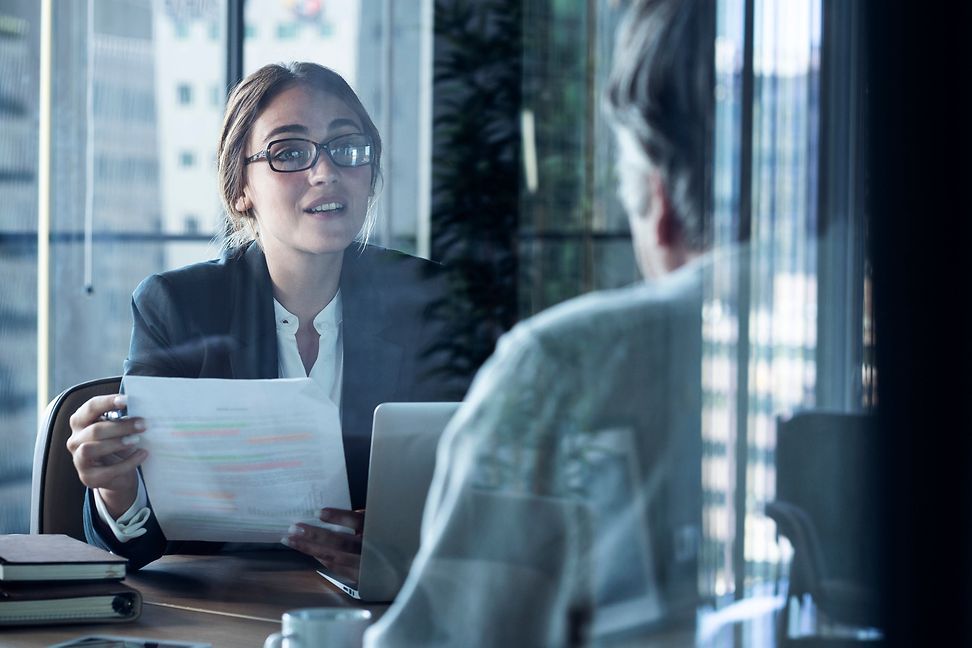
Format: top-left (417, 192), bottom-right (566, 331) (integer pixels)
top-left (244, 133), bottom-right (375, 173)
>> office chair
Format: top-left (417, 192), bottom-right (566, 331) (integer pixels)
top-left (766, 410), bottom-right (882, 644)
top-left (30, 376), bottom-right (122, 540)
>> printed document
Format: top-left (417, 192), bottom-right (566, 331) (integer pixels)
top-left (123, 375), bottom-right (350, 543)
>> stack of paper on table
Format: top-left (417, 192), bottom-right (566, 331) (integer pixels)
top-left (0, 534), bottom-right (141, 626)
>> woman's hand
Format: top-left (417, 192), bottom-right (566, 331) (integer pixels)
top-left (66, 394), bottom-right (147, 518)
top-left (283, 508), bottom-right (365, 585)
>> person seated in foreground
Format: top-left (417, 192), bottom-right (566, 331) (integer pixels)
top-left (365, 0), bottom-right (716, 645)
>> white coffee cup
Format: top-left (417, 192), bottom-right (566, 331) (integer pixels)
top-left (263, 607), bottom-right (373, 648)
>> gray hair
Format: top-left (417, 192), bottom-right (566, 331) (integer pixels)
top-left (604, 0), bottom-right (714, 250)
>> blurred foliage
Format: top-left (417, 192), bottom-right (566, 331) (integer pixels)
top-left (428, 0), bottom-right (523, 385)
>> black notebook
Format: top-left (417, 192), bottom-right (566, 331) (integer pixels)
top-left (0, 580), bottom-right (142, 626)
top-left (0, 534), bottom-right (127, 582)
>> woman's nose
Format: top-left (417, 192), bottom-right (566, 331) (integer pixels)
top-left (307, 149), bottom-right (339, 184)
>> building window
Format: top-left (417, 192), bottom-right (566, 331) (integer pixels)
top-left (179, 151), bottom-right (195, 167)
top-left (277, 22), bottom-right (298, 39)
top-left (177, 83), bottom-right (192, 106)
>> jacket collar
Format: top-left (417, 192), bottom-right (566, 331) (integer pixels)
top-left (339, 245), bottom-right (404, 418)
top-left (225, 242), bottom-right (405, 413)
top-left (228, 242), bottom-right (278, 379)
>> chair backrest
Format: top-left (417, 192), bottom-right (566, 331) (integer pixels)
top-left (30, 376), bottom-right (122, 540)
top-left (774, 409), bottom-right (880, 587)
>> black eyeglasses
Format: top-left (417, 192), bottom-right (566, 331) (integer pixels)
top-left (245, 133), bottom-right (374, 172)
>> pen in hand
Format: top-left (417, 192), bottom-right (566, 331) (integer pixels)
top-left (99, 408), bottom-right (128, 422)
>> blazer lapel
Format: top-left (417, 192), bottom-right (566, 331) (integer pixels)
top-left (340, 247), bottom-right (404, 434)
top-left (228, 242), bottom-right (278, 379)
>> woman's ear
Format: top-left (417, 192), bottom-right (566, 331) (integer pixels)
top-left (234, 195), bottom-right (251, 212)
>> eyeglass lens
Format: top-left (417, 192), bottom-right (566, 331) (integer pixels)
top-left (267, 135), bottom-right (372, 172)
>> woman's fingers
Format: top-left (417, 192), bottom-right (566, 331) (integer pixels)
top-left (84, 450), bottom-right (148, 491)
top-left (281, 509), bottom-right (366, 575)
top-left (282, 528), bottom-right (361, 584)
top-left (68, 393), bottom-right (126, 432)
top-left (74, 444), bottom-right (147, 482)
top-left (317, 557), bottom-right (360, 584)
top-left (287, 523), bottom-right (362, 553)
top-left (67, 411), bottom-right (144, 458)
top-left (318, 507), bottom-right (365, 533)
top-left (67, 394), bottom-right (147, 493)
top-left (282, 520), bottom-right (364, 583)
top-left (73, 433), bottom-right (145, 466)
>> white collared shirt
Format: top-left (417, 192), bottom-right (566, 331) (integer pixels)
top-left (273, 290), bottom-right (344, 409)
top-left (96, 291), bottom-right (345, 539)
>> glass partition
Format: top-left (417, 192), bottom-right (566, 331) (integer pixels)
top-left (47, 0), bottom-right (224, 398)
top-left (0, 0), bottom-right (40, 533)
top-left (0, 3), bottom-right (883, 643)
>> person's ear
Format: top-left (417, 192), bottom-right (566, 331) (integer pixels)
top-left (234, 195), bottom-right (252, 213)
top-left (650, 174), bottom-right (679, 248)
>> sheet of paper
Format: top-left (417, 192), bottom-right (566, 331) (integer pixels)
top-left (123, 375), bottom-right (350, 543)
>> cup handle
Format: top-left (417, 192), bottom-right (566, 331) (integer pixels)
top-left (264, 632), bottom-right (285, 648)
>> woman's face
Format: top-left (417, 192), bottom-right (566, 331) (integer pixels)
top-left (238, 85), bottom-right (372, 261)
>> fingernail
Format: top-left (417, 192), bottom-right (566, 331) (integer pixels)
top-left (133, 420), bottom-right (147, 432)
top-left (281, 537), bottom-right (294, 547)
top-left (288, 525), bottom-right (305, 536)
top-left (122, 435), bottom-right (142, 446)
top-left (113, 395), bottom-right (127, 407)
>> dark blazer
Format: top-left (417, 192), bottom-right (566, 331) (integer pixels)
top-left (84, 242), bottom-right (468, 568)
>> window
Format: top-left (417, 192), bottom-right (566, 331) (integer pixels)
top-left (184, 215), bottom-right (200, 234)
top-left (0, 9), bottom-right (884, 639)
top-left (177, 83), bottom-right (192, 105)
top-left (0, 0), bottom-right (226, 534)
top-left (0, 4), bottom-right (38, 534)
top-left (276, 22), bottom-right (298, 39)
top-left (430, 0), bottom-right (872, 624)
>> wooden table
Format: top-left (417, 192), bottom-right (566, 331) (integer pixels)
top-left (1, 550), bottom-right (385, 647)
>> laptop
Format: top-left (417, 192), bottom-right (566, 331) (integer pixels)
top-left (318, 401), bottom-right (460, 602)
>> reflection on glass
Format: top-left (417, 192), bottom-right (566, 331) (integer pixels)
top-left (701, 0), bottom-right (839, 643)
top-left (48, 0), bottom-right (224, 399)
top-left (0, 2), bottom-right (40, 534)
top-left (0, 0), bottom-right (230, 534)
top-left (518, 0), bottom-right (636, 317)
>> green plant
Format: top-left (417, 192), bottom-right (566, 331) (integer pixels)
top-left (427, 0), bottom-right (523, 384)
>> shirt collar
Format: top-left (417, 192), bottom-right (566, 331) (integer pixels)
top-left (272, 290), bottom-right (343, 336)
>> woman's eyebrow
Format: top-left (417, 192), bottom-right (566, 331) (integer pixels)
top-left (264, 123), bottom-right (309, 141)
top-left (263, 119), bottom-right (360, 143)
top-left (328, 117), bottom-right (360, 132)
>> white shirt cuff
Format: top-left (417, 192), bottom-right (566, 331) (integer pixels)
top-left (93, 474), bottom-right (151, 543)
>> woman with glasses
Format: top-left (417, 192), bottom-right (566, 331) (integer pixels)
top-left (66, 63), bottom-right (467, 576)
